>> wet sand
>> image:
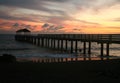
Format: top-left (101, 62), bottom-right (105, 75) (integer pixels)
top-left (0, 59), bottom-right (120, 83)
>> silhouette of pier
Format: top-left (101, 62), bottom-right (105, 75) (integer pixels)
top-left (15, 34), bottom-right (120, 60)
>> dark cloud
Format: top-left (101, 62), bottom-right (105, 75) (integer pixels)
top-left (0, 0), bottom-right (67, 14)
top-left (0, 0), bottom-right (67, 5)
top-left (41, 23), bottom-right (64, 33)
top-left (43, 0), bottom-right (68, 2)
top-left (54, 26), bottom-right (64, 30)
top-left (47, 25), bottom-right (64, 30)
top-left (13, 23), bottom-right (19, 28)
top-left (73, 28), bottom-right (81, 31)
top-left (47, 25), bottom-right (55, 30)
top-left (42, 23), bottom-right (50, 28)
top-left (0, 0), bottom-right (119, 15)
top-left (0, 0), bottom-right (69, 23)
top-left (12, 23), bottom-right (37, 31)
top-left (0, 10), bottom-right (14, 20)
top-left (0, 0), bottom-right (41, 9)
top-left (0, 10), bottom-right (42, 22)
top-left (0, 8), bottom-right (69, 26)
top-left (12, 23), bottom-right (22, 29)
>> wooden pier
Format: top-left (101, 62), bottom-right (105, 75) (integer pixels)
top-left (15, 34), bottom-right (120, 60)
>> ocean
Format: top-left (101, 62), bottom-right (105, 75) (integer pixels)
top-left (0, 34), bottom-right (120, 60)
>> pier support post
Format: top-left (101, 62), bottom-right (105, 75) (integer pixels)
top-left (48, 39), bottom-right (50, 48)
top-left (34, 38), bottom-right (36, 45)
top-left (47, 38), bottom-right (49, 47)
top-left (75, 40), bottom-right (78, 53)
top-left (41, 38), bottom-right (44, 47)
top-left (65, 40), bottom-right (68, 52)
top-left (83, 42), bottom-right (86, 54)
top-left (40, 38), bottom-right (42, 46)
top-left (83, 42), bottom-right (86, 60)
top-left (101, 43), bottom-right (104, 60)
top-left (88, 41), bottom-right (91, 60)
top-left (51, 39), bottom-right (53, 48)
top-left (31, 37), bottom-right (33, 43)
top-left (61, 40), bottom-right (63, 52)
top-left (32, 37), bottom-right (34, 44)
top-left (37, 38), bottom-right (40, 46)
top-left (106, 43), bottom-right (110, 60)
top-left (71, 40), bottom-right (73, 53)
top-left (57, 40), bottom-right (60, 50)
top-left (53, 39), bottom-right (56, 49)
top-left (88, 42), bottom-right (91, 54)
top-left (45, 38), bottom-right (47, 47)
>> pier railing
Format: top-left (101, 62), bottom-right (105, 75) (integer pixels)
top-left (15, 34), bottom-right (120, 43)
top-left (37, 34), bottom-right (120, 43)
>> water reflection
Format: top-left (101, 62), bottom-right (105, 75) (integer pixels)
top-left (17, 55), bottom-right (120, 63)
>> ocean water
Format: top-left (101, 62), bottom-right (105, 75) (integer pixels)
top-left (0, 34), bottom-right (120, 59)
top-left (0, 34), bottom-right (74, 58)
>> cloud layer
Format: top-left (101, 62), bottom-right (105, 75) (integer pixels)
top-left (0, 0), bottom-right (120, 33)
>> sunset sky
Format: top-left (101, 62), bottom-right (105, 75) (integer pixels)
top-left (0, 0), bottom-right (120, 34)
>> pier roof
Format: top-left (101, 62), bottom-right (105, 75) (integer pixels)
top-left (16, 29), bottom-right (31, 33)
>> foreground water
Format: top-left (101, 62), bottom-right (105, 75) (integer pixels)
top-left (0, 34), bottom-right (120, 59)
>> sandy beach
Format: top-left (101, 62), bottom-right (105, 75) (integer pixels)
top-left (0, 59), bottom-right (120, 83)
